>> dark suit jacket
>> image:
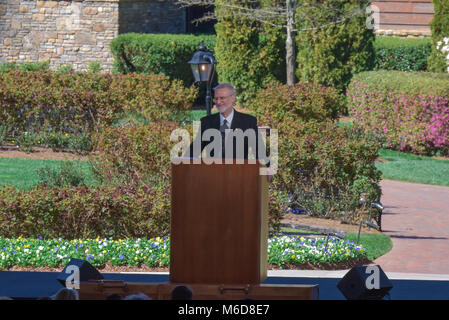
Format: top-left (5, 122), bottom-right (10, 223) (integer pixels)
top-left (188, 110), bottom-right (268, 163)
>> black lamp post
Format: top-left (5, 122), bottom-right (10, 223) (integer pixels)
top-left (188, 42), bottom-right (217, 116)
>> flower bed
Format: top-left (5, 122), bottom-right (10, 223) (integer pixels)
top-left (267, 235), bottom-right (365, 267)
top-left (348, 71), bottom-right (449, 155)
top-left (0, 236), bottom-right (366, 270)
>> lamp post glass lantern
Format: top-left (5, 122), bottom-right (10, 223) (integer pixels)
top-left (189, 42), bottom-right (216, 116)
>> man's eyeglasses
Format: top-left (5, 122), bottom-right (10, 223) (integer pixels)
top-left (213, 95), bottom-right (233, 102)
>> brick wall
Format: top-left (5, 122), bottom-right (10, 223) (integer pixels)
top-left (371, 0), bottom-right (434, 37)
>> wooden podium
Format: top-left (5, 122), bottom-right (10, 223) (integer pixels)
top-left (78, 159), bottom-right (319, 300)
top-left (170, 161), bottom-right (269, 285)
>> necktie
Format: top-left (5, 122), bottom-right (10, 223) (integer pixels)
top-left (220, 119), bottom-right (228, 158)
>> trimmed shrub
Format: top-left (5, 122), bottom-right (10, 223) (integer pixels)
top-left (56, 64), bottom-right (74, 73)
top-left (0, 70), bottom-right (197, 136)
top-left (259, 16), bottom-right (287, 84)
top-left (268, 188), bottom-right (287, 235)
top-left (274, 119), bottom-right (381, 223)
top-left (428, 0), bottom-right (449, 72)
top-left (214, 0), bottom-right (285, 103)
top-left (36, 161), bottom-right (86, 188)
top-left (295, 0), bottom-right (375, 93)
top-left (348, 71), bottom-right (449, 155)
top-left (0, 184), bottom-right (171, 239)
top-left (86, 61), bottom-right (103, 74)
top-left (90, 121), bottom-right (179, 187)
top-left (214, 0), bottom-right (265, 103)
top-left (349, 70), bottom-right (449, 97)
top-left (16, 132), bottom-right (35, 153)
top-left (110, 33), bottom-right (216, 84)
top-left (250, 81), bottom-right (344, 125)
top-left (374, 36), bottom-right (432, 72)
top-left (0, 61), bottom-right (49, 73)
top-left (0, 62), bottom-right (18, 73)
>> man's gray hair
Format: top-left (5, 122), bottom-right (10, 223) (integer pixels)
top-left (213, 83), bottom-right (236, 96)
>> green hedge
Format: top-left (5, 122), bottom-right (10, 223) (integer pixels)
top-left (250, 81), bottom-right (344, 125)
top-left (274, 119), bottom-right (381, 223)
top-left (0, 184), bottom-right (171, 239)
top-left (0, 61), bottom-right (50, 73)
top-left (350, 70), bottom-right (449, 96)
top-left (110, 33), bottom-right (216, 85)
top-left (91, 121), bottom-right (180, 187)
top-left (374, 36), bottom-right (432, 71)
top-left (428, 0), bottom-right (449, 72)
top-left (0, 70), bottom-right (197, 136)
top-left (214, 0), bottom-right (285, 103)
top-left (295, 0), bottom-right (375, 93)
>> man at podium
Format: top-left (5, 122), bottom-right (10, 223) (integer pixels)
top-left (187, 83), bottom-right (270, 166)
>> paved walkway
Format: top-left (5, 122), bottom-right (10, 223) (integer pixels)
top-left (373, 180), bottom-right (449, 275)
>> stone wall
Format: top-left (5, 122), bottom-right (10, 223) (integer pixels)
top-left (0, 0), bottom-right (186, 72)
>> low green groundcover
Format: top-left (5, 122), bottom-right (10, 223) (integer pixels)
top-left (0, 236), bottom-right (366, 270)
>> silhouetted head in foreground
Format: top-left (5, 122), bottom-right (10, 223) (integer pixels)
top-left (54, 288), bottom-right (79, 300)
top-left (124, 293), bottom-right (151, 300)
top-left (171, 285), bottom-right (193, 300)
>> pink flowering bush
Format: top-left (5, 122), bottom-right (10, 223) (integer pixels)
top-left (347, 74), bottom-right (449, 155)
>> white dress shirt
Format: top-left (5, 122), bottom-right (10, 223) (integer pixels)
top-left (220, 108), bottom-right (234, 128)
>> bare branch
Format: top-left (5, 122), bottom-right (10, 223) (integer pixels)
top-left (177, 0), bottom-right (370, 32)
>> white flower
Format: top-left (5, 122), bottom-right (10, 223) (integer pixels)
top-left (437, 41), bottom-right (442, 49)
top-left (38, 246), bottom-right (44, 250)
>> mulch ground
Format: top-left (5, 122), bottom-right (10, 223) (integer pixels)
top-left (0, 145), bottom-right (90, 161)
top-left (281, 214), bottom-right (383, 235)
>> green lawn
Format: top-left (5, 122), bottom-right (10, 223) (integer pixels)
top-left (279, 227), bottom-right (392, 261)
top-left (337, 120), bottom-right (449, 187)
top-left (0, 158), bottom-right (95, 190)
top-left (345, 232), bottom-right (392, 261)
top-left (376, 149), bottom-right (449, 187)
top-left (189, 110), bottom-right (207, 121)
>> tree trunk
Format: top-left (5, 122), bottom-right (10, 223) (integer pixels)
top-left (286, 0), bottom-right (296, 85)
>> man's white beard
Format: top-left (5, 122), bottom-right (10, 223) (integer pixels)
top-left (218, 103), bottom-right (233, 114)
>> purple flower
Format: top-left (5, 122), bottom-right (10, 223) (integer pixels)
top-left (119, 255), bottom-right (124, 260)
